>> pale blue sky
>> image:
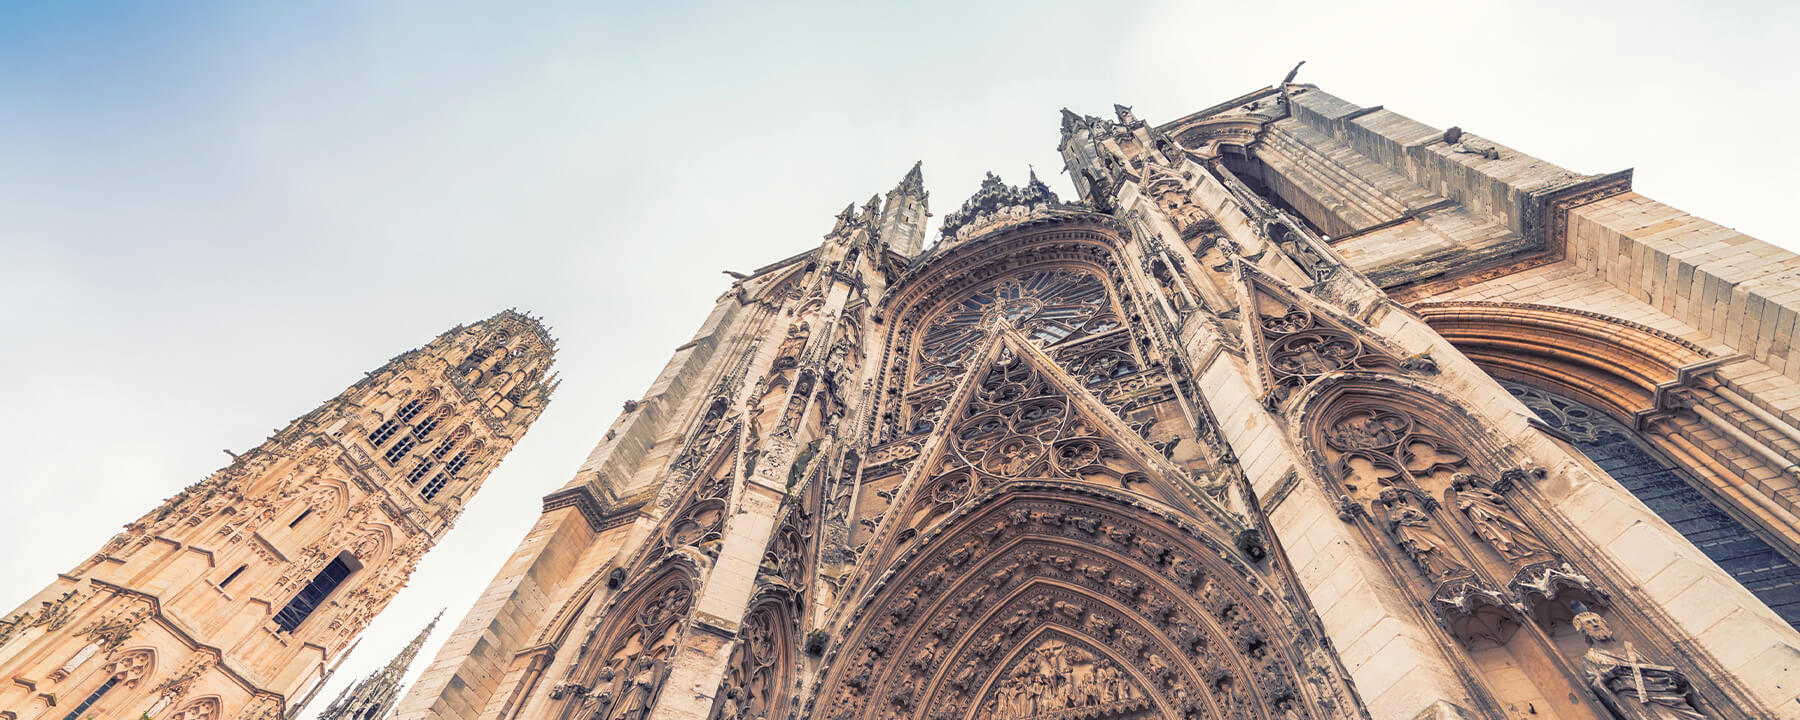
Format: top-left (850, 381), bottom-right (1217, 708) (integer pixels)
top-left (2, 2), bottom-right (1793, 716)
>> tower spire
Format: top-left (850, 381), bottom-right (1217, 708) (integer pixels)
top-left (316, 612), bottom-right (444, 720)
top-left (880, 160), bottom-right (930, 257)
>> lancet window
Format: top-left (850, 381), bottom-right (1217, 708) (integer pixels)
top-left (413, 405), bottom-right (452, 439)
top-left (274, 554), bottom-right (356, 632)
top-left (369, 397), bottom-right (431, 448)
top-left (62, 648), bottom-right (153, 720)
top-left (432, 425), bottom-right (470, 460)
top-left (62, 676), bottom-right (116, 720)
top-left (381, 435), bottom-right (416, 464)
top-left (420, 443), bottom-right (477, 501)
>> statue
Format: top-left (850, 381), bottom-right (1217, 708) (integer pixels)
top-left (1450, 473), bottom-right (1554, 564)
top-left (607, 656), bottom-right (664, 720)
top-left (1582, 646), bottom-right (1709, 720)
top-left (1376, 489), bottom-right (1469, 583)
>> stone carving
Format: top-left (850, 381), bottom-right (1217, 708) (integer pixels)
top-left (1448, 473), bottom-right (1553, 565)
top-left (102, 647), bottom-right (156, 689)
top-left (814, 495), bottom-right (1326, 720)
top-left (169, 696), bottom-right (222, 720)
top-left (980, 635), bottom-right (1145, 718)
top-left (1144, 163), bottom-right (1217, 241)
top-left (151, 649), bottom-right (218, 703)
top-left (1264, 326), bottom-right (1397, 402)
top-left (709, 602), bottom-right (792, 720)
top-left (1374, 488), bottom-right (1467, 584)
top-left (555, 575), bottom-right (693, 720)
top-left (73, 598), bottom-right (154, 655)
top-left (1582, 647), bottom-right (1709, 720)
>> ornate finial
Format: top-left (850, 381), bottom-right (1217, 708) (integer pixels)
top-left (894, 160), bottom-right (925, 196)
top-left (936, 169), bottom-right (1073, 244)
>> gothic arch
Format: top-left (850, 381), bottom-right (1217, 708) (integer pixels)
top-left (551, 559), bottom-right (699, 720)
top-left (1413, 301), bottom-right (1715, 419)
top-left (809, 483), bottom-right (1330, 720)
top-left (170, 695), bottom-right (223, 720)
top-left (707, 591), bottom-right (799, 720)
top-left (102, 646), bottom-right (157, 689)
top-left (1293, 372), bottom-right (1518, 483)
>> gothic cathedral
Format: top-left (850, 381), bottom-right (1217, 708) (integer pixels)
top-left (0, 311), bottom-right (556, 719)
top-left (394, 83), bottom-right (1800, 720)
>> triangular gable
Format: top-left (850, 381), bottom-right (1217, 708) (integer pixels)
top-left (1232, 259), bottom-right (1404, 406)
top-left (874, 328), bottom-right (1246, 554)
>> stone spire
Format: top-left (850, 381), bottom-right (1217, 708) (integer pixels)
top-left (879, 160), bottom-right (930, 257)
top-left (316, 612), bottom-right (442, 720)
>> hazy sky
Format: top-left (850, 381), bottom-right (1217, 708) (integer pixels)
top-left (2, 1), bottom-right (1794, 716)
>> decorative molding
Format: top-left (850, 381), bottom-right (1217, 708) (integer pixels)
top-left (1388, 170), bottom-right (1632, 303)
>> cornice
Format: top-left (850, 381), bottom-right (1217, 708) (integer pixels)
top-left (541, 484), bottom-right (646, 533)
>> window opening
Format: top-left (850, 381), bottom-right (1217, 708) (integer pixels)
top-left (62, 675), bottom-right (117, 720)
top-left (219, 564), bottom-right (247, 589)
top-left (288, 508), bottom-right (313, 528)
top-left (273, 555), bottom-right (355, 633)
top-left (420, 474), bottom-right (450, 501)
top-left (1505, 381), bottom-right (1800, 629)
top-left (382, 435), bottom-right (416, 464)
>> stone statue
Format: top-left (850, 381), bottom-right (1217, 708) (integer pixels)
top-left (607, 656), bottom-right (664, 720)
top-left (1377, 489), bottom-right (1468, 583)
top-left (1451, 473), bottom-right (1554, 564)
top-left (1582, 647), bottom-right (1709, 720)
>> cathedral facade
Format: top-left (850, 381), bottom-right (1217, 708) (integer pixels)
top-left (0, 311), bottom-right (556, 719)
top-left (379, 82), bottom-right (1800, 720)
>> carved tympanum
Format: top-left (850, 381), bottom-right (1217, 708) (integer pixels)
top-left (555, 573), bottom-right (694, 720)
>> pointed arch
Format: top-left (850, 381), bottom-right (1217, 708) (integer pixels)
top-left (1414, 300), bottom-right (1715, 418)
top-left (707, 590), bottom-right (799, 720)
top-left (170, 695), bottom-right (223, 720)
top-left (550, 557), bottom-right (699, 720)
top-left (809, 483), bottom-right (1334, 720)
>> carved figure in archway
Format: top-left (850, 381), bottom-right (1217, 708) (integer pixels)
top-left (1449, 473), bottom-right (1552, 565)
top-left (1582, 647), bottom-right (1709, 720)
top-left (1375, 488), bottom-right (1466, 584)
top-left (553, 571), bottom-right (694, 720)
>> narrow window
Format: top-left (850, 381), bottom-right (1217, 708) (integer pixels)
top-left (421, 473), bottom-right (450, 501)
top-left (273, 556), bottom-right (356, 633)
top-left (412, 406), bottom-right (450, 440)
top-left (288, 508), bottom-right (313, 529)
top-left (431, 427), bottom-right (469, 460)
top-left (366, 419), bottom-right (401, 447)
top-left (62, 675), bottom-right (117, 720)
top-left (395, 400), bottom-right (427, 422)
top-left (443, 450), bottom-right (471, 477)
top-left (219, 564), bottom-right (247, 589)
top-left (1507, 381), bottom-right (1800, 628)
top-left (382, 435), bottom-right (416, 464)
top-left (406, 459), bottom-right (434, 484)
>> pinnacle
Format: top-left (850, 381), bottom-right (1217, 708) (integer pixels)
top-left (893, 160), bottom-right (926, 196)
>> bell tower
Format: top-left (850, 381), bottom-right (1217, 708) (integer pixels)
top-left (0, 310), bottom-right (556, 720)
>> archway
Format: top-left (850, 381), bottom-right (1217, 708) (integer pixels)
top-left (809, 484), bottom-right (1331, 720)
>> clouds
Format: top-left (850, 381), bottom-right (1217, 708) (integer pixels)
top-left (0, 3), bottom-right (1792, 717)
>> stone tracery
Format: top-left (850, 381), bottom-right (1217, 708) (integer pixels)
top-left (812, 488), bottom-right (1324, 720)
top-left (552, 568), bottom-right (696, 720)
